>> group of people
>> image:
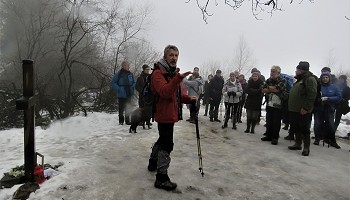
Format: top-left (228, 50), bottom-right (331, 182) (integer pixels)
top-left (110, 44), bottom-right (349, 191)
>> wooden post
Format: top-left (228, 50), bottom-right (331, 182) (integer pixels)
top-left (16, 59), bottom-right (37, 182)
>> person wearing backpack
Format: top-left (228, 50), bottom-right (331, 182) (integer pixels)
top-left (135, 64), bottom-right (152, 127)
top-left (147, 45), bottom-right (197, 191)
top-left (313, 72), bottom-right (342, 148)
top-left (110, 61), bottom-right (135, 125)
top-left (334, 75), bottom-right (350, 132)
top-left (280, 73), bottom-right (293, 131)
top-left (287, 61), bottom-right (317, 156)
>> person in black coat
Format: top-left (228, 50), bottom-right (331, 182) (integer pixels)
top-left (244, 72), bottom-right (264, 133)
top-left (203, 74), bottom-right (213, 116)
top-left (208, 70), bottom-right (224, 122)
top-left (135, 64), bottom-right (151, 108)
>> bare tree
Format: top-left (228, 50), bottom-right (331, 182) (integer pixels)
top-left (231, 35), bottom-right (255, 76)
top-left (200, 60), bottom-right (222, 80)
top-left (324, 49), bottom-right (336, 69)
top-left (185, 0), bottom-right (314, 23)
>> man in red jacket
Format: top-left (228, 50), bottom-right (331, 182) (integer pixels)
top-left (147, 45), bottom-right (197, 191)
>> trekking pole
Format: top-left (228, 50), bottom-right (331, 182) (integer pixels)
top-left (191, 102), bottom-right (204, 177)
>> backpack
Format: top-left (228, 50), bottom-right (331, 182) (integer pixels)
top-left (142, 64), bottom-right (160, 104)
top-left (302, 74), bottom-right (322, 108)
top-left (280, 73), bottom-right (293, 93)
top-left (141, 64), bottom-right (165, 121)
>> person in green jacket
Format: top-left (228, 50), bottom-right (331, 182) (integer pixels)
top-left (287, 61), bottom-right (317, 156)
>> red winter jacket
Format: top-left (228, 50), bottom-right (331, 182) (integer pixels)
top-left (151, 67), bottom-right (192, 123)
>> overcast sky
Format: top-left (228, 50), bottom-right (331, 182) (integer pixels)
top-left (129, 0), bottom-right (349, 78)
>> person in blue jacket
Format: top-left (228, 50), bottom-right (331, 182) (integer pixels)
top-left (313, 71), bottom-right (341, 148)
top-left (111, 61), bottom-right (135, 125)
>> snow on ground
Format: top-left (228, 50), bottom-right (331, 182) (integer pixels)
top-left (0, 105), bottom-right (349, 200)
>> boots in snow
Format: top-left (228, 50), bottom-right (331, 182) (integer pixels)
top-left (154, 174), bottom-right (177, 191)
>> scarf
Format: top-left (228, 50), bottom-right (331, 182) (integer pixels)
top-left (159, 58), bottom-right (177, 77)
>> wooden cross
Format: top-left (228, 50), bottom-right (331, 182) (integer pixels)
top-left (16, 60), bottom-right (37, 182)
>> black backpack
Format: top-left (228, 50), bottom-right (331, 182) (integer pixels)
top-left (141, 64), bottom-right (165, 121)
top-left (302, 74), bottom-right (322, 108)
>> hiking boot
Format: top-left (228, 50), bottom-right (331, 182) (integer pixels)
top-left (155, 174), bottom-right (177, 191)
top-left (210, 118), bottom-right (214, 122)
top-left (313, 138), bottom-right (320, 145)
top-left (288, 144), bottom-right (302, 150)
top-left (301, 150), bottom-right (310, 156)
top-left (119, 122), bottom-right (124, 125)
top-left (214, 119), bottom-right (221, 122)
top-left (232, 124), bottom-right (237, 130)
top-left (261, 136), bottom-right (272, 141)
top-left (154, 180), bottom-right (177, 191)
top-left (244, 129), bottom-right (250, 133)
top-left (271, 139), bottom-right (278, 145)
top-left (222, 124), bottom-right (227, 129)
top-left (284, 135), bottom-right (294, 141)
top-left (330, 142), bottom-right (341, 149)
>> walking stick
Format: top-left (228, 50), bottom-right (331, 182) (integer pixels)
top-left (191, 102), bottom-right (204, 177)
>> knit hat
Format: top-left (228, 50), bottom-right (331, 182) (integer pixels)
top-left (321, 67), bottom-right (331, 72)
top-left (320, 71), bottom-right (331, 78)
top-left (251, 68), bottom-right (259, 73)
top-left (296, 61), bottom-right (309, 71)
top-left (142, 64), bottom-right (150, 70)
top-left (216, 69), bottom-right (222, 74)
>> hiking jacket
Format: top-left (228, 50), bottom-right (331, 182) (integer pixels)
top-left (135, 71), bottom-right (149, 107)
top-left (222, 79), bottom-right (243, 104)
top-left (183, 77), bottom-right (202, 98)
top-left (315, 72), bottom-right (341, 111)
top-left (263, 76), bottom-right (287, 109)
top-left (244, 78), bottom-right (264, 111)
top-left (151, 65), bottom-right (192, 123)
top-left (288, 71), bottom-right (317, 113)
top-left (135, 72), bottom-right (149, 94)
top-left (239, 79), bottom-right (247, 103)
top-left (208, 75), bottom-right (224, 103)
top-left (110, 68), bottom-right (135, 99)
